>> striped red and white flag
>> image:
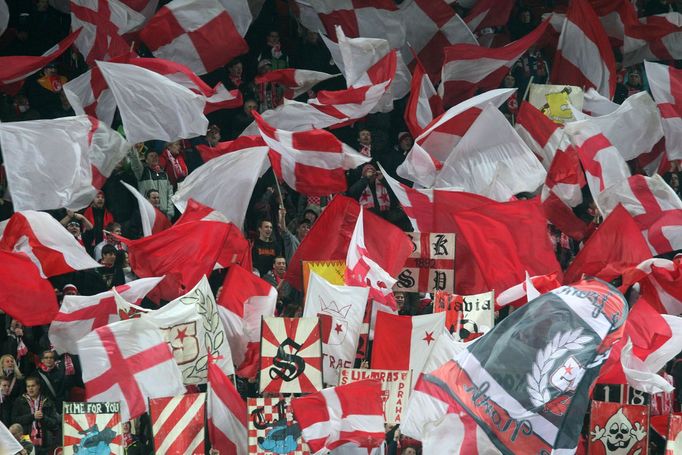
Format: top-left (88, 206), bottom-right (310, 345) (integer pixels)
top-left (596, 174), bottom-right (682, 255)
top-left (464, 0), bottom-right (515, 34)
top-left (208, 359), bottom-right (247, 455)
top-left (645, 61), bottom-right (682, 161)
top-left (438, 19), bottom-right (548, 107)
top-left (253, 111), bottom-right (370, 196)
top-left (291, 379), bottom-right (385, 453)
top-left (551, 0), bottom-right (617, 98)
top-left (515, 101), bottom-right (569, 168)
top-left (140, 0), bottom-right (249, 75)
top-left (624, 12), bottom-right (682, 66)
top-left (150, 393), bottom-right (206, 454)
top-left (121, 181), bottom-right (171, 237)
top-left (255, 68), bottom-right (339, 99)
top-left (621, 256), bottom-right (682, 316)
top-left (404, 57), bottom-right (443, 137)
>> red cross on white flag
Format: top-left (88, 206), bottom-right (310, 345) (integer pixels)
top-left (77, 317), bottom-right (185, 421)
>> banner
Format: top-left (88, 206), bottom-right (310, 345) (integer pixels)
top-left (667, 414), bottom-right (682, 454)
top-left (302, 260), bottom-right (346, 297)
top-left (259, 317), bottom-right (323, 394)
top-left (149, 393), bottom-right (205, 454)
top-left (339, 369), bottom-right (412, 424)
top-left (528, 83), bottom-right (584, 124)
top-left (433, 290), bottom-right (494, 341)
top-left (62, 401), bottom-right (123, 454)
top-left (248, 397), bottom-right (310, 455)
top-left (588, 401), bottom-right (649, 455)
top-left (395, 232), bottom-right (455, 293)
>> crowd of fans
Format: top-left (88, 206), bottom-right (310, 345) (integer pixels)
top-left (0, 0), bottom-right (681, 454)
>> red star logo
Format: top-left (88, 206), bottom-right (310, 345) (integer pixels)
top-left (334, 323), bottom-right (343, 334)
top-left (175, 327), bottom-right (188, 343)
top-left (564, 364), bottom-right (573, 375)
top-left (423, 331), bottom-right (434, 345)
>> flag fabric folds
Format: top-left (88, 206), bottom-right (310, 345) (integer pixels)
top-left (207, 359), bottom-right (248, 455)
top-left (645, 60), bottom-right (682, 160)
top-left (121, 181), bottom-right (171, 236)
top-left (404, 58), bottom-right (444, 137)
top-left (621, 257), bottom-right (682, 316)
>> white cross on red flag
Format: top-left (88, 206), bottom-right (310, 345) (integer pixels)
top-left (77, 317), bottom-right (185, 421)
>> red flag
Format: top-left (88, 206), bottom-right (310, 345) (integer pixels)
top-left (149, 394), bottom-right (205, 454)
top-left (564, 205), bottom-right (652, 284)
top-left (404, 57), bottom-right (444, 137)
top-left (207, 359), bottom-right (247, 454)
top-left (195, 135), bottom-right (265, 163)
top-left (645, 61), bottom-right (682, 161)
top-left (285, 195), bottom-right (413, 291)
top-left (255, 68), bottom-right (339, 99)
top-left (496, 273), bottom-right (562, 309)
top-left (621, 257), bottom-right (682, 316)
top-left (0, 251), bottom-right (58, 326)
top-left (464, 0), bottom-right (515, 34)
top-left (291, 379), bottom-right (385, 453)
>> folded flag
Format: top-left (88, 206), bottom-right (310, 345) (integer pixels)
top-left (255, 68), bottom-right (339, 99)
top-left (624, 12), bottom-right (682, 66)
top-left (645, 60), bottom-right (682, 161)
top-left (404, 57), bottom-right (444, 137)
top-left (621, 256), bottom-right (682, 316)
top-left (121, 181), bottom-right (171, 237)
top-left (207, 358), bottom-right (247, 455)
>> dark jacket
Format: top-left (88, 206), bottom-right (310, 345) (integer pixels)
top-left (12, 394), bottom-right (59, 450)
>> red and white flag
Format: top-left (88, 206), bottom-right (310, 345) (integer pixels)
top-left (207, 359), bottom-right (247, 455)
top-left (291, 379), bottom-right (385, 453)
top-left (564, 120), bottom-right (630, 204)
top-left (597, 174), bottom-right (682, 255)
top-left (88, 117), bottom-right (133, 189)
top-left (438, 20), bottom-right (548, 107)
top-left (464, 0), bottom-right (515, 34)
top-left (0, 30), bottom-right (81, 90)
top-left (496, 273), bottom-right (562, 309)
top-left (172, 140), bottom-right (269, 229)
top-left (551, 0), bottom-right (617, 98)
top-left (371, 312), bottom-right (445, 376)
top-left (49, 277), bottom-right (162, 354)
top-left (119, 0), bottom-right (158, 19)
top-left (0, 210), bottom-right (100, 277)
top-left (515, 101), bottom-right (570, 168)
top-left (140, 0), bottom-right (249, 75)
top-left (150, 393), bottom-right (205, 454)
top-left (624, 12), bottom-right (682, 66)
top-left (345, 207), bottom-right (399, 310)
top-left (195, 135), bottom-right (265, 163)
top-left (404, 58), bottom-right (443, 137)
top-left (253, 111), bottom-right (369, 196)
top-left (77, 317), bottom-right (185, 421)
top-left (645, 60), bottom-right (682, 161)
top-left (217, 264), bottom-right (277, 377)
top-left (621, 256), bottom-right (682, 316)
top-left (121, 181), bottom-right (171, 237)
top-left (255, 68), bottom-right (339, 99)
top-left (583, 87), bottom-right (620, 116)
top-left (0, 251), bottom-right (59, 327)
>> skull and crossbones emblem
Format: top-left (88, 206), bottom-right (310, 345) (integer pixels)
top-left (590, 408), bottom-right (647, 455)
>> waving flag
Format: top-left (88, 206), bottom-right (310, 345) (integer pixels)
top-left (0, 251), bottom-right (58, 326)
top-left (624, 12), bottom-right (682, 66)
top-left (402, 278), bottom-right (628, 454)
top-left (70, 0), bottom-right (145, 64)
top-left (621, 257), bottom-right (682, 316)
top-left (645, 61), bottom-right (682, 160)
top-left (439, 20), bottom-right (548, 107)
top-left (291, 380), bottom-right (385, 453)
top-left (254, 111), bottom-right (369, 196)
top-left (464, 0), bottom-right (514, 34)
top-left (49, 277), bottom-right (162, 354)
top-left (551, 0), bottom-right (616, 97)
top-left (97, 61), bottom-right (208, 144)
top-left (515, 101), bottom-right (570, 168)
top-left (140, 0), bottom-right (249, 75)
top-left (583, 87), bottom-right (620, 116)
top-left (77, 318), bottom-right (185, 421)
top-left (0, 210), bottom-right (100, 277)
top-left (208, 359), bottom-right (247, 455)
top-left (256, 68), bottom-right (339, 99)
top-left (404, 58), bottom-right (444, 137)
top-left (121, 181), bottom-right (170, 237)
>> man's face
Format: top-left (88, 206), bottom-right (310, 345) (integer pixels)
top-left (259, 221), bottom-right (273, 240)
top-left (207, 129), bottom-right (221, 145)
top-left (304, 211), bottom-right (317, 224)
top-left (42, 352), bottom-right (56, 369)
top-left (358, 130), bottom-right (371, 145)
top-left (9, 426), bottom-right (21, 441)
top-left (229, 62), bottom-right (243, 78)
top-left (296, 222), bottom-right (310, 240)
top-left (93, 192), bottom-right (105, 208)
top-left (101, 251), bottom-right (116, 266)
top-left (273, 258), bottom-right (286, 275)
top-left (267, 31), bottom-right (280, 47)
top-left (145, 151), bottom-right (159, 167)
top-left (26, 380), bottom-right (40, 398)
top-left (67, 222), bottom-right (80, 236)
top-left (147, 191), bottom-right (161, 208)
top-left (399, 135), bottom-right (413, 151)
top-left (0, 380), bottom-right (9, 396)
top-left (395, 292), bottom-right (405, 310)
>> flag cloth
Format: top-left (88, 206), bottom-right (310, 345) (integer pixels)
top-left (345, 206), bottom-right (398, 310)
top-left (208, 359), bottom-right (247, 455)
top-left (404, 57), bottom-right (444, 137)
top-left (371, 312), bottom-right (445, 377)
top-left (596, 174), bottom-right (682, 255)
top-left (0, 116), bottom-right (126, 211)
top-left (515, 101), bottom-right (572, 169)
top-left (77, 317), bottom-right (185, 421)
top-left (70, 0), bottom-right (145, 64)
top-left (620, 257), bottom-right (682, 316)
top-left (121, 181), bottom-right (171, 236)
top-left (285, 196), bottom-right (413, 291)
top-left (291, 379), bottom-right (385, 453)
top-left (0, 251), bottom-right (58, 326)
top-left (195, 135), bottom-right (266, 163)
top-left (97, 61), bottom-right (208, 144)
top-left (149, 393), bottom-right (205, 454)
top-left (496, 273), bottom-right (562, 309)
top-left (563, 205), bottom-right (652, 284)
top-left (464, 0), bottom-right (514, 34)
top-left (253, 111), bottom-right (370, 196)
top-left (172, 142), bottom-right (269, 229)
top-left (140, 0), bottom-right (249, 75)
top-left (438, 20), bottom-right (548, 107)
top-left (49, 277), bottom-right (162, 354)
top-left (582, 87), bottom-right (620, 116)
top-left (551, 0), bottom-right (617, 97)
top-left (255, 68), bottom-right (340, 99)
top-left (645, 60), bottom-right (682, 160)
top-left (0, 210), bottom-right (100, 277)
top-left (0, 421), bottom-right (23, 455)
top-left (304, 272), bottom-right (368, 385)
top-left (142, 276), bottom-right (235, 382)
top-left (217, 264), bottom-right (277, 377)
top-left (402, 278), bottom-right (628, 454)
top-left (624, 12), bottom-right (682, 66)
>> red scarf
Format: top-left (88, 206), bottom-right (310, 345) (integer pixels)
top-left (163, 149), bottom-right (187, 181)
top-left (25, 394), bottom-right (45, 446)
top-left (83, 206), bottom-right (114, 229)
top-left (359, 179), bottom-right (390, 211)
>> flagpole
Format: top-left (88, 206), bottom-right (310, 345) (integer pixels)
top-left (273, 172), bottom-right (284, 209)
top-left (523, 76), bottom-right (534, 101)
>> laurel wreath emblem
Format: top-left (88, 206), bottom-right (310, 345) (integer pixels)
top-left (526, 329), bottom-right (592, 408)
